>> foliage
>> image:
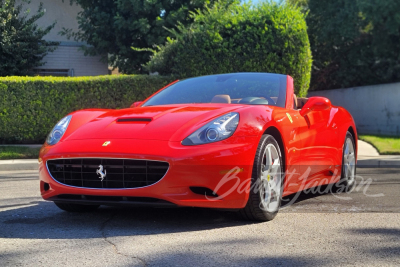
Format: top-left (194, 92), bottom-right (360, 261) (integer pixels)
top-left (61, 0), bottom-right (226, 74)
top-left (0, 0), bottom-right (58, 76)
top-left (0, 75), bottom-right (174, 143)
top-left (0, 146), bottom-right (40, 159)
top-left (146, 1), bottom-right (312, 96)
top-left (306, 0), bottom-right (400, 90)
top-left (359, 135), bottom-right (400, 155)
top-left (285, 0), bottom-right (308, 13)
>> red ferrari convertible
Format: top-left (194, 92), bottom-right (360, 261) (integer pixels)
top-left (39, 73), bottom-right (357, 221)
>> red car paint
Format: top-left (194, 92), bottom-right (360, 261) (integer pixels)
top-left (39, 74), bottom-right (357, 209)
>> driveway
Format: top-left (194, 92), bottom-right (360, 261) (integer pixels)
top-left (0, 169), bottom-right (399, 266)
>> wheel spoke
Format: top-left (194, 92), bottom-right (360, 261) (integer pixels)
top-left (271, 158), bottom-right (280, 174)
top-left (344, 164), bottom-right (348, 178)
top-left (347, 164), bottom-right (352, 178)
top-left (267, 146), bottom-right (272, 167)
top-left (348, 152), bottom-right (355, 164)
top-left (268, 178), bottom-right (276, 190)
top-left (346, 139), bottom-right (351, 154)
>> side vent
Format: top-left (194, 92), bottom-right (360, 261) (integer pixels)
top-left (190, 187), bottom-right (219, 198)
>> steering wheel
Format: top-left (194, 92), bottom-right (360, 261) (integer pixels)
top-left (259, 96), bottom-right (276, 106)
top-left (238, 96), bottom-right (276, 105)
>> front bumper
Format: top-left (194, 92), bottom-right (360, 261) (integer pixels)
top-left (39, 137), bottom-right (259, 209)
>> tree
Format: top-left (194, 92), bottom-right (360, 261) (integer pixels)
top-left (286, 0), bottom-right (308, 13)
top-left (62, 0), bottom-right (225, 74)
top-left (0, 0), bottom-right (58, 76)
top-left (146, 1), bottom-right (312, 96)
top-left (306, 0), bottom-right (400, 90)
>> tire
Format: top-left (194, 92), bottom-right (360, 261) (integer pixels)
top-left (55, 202), bottom-right (100, 212)
top-left (335, 131), bottom-right (356, 193)
top-left (240, 134), bottom-right (284, 221)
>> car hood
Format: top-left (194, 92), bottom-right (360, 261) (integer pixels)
top-left (65, 104), bottom-right (244, 142)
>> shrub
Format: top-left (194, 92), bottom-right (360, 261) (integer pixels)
top-left (146, 1), bottom-right (312, 96)
top-left (0, 75), bottom-right (173, 143)
top-left (0, 0), bottom-right (58, 76)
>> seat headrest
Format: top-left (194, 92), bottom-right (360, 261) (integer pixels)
top-left (211, 95), bottom-right (231, 104)
top-left (293, 94), bottom-right (298, 109)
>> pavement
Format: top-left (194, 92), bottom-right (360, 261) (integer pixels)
top-left (0, 159), bottom-right (39, 171)
top-left (1, 140), bottom-right (399, 171)
top-left (0, 168), bottom-right (399, 266)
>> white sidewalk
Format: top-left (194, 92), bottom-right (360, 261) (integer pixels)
top-left (357, 140), bottom-right (379, 157)
top-left (357, 140), bottom-right (400, 168)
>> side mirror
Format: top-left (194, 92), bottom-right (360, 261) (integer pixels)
top-left (300, 97), bottom-right (331, 117)
top-left (130, 101), bottom-right (143, 108)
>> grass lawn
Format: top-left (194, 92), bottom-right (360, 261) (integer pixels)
top-left (359, 135), bottom-right (400, 155)
top-left (0, 146), bottom-right (41, 160)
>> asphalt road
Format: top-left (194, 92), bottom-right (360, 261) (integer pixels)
top-left (0, 168), bottom-right (399, 267)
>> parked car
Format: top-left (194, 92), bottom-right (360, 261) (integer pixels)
top-left (39, 73), bottom-right (357, 221)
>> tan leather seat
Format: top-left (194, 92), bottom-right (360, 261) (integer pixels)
top-left (293, 94), bottom-right (298, 109)
top-left (293, 94), bottom-right (310, 109)
top-left (297, 97), bottom-right (309, 109)
top-left (211, 95), bottom-right (231, 104)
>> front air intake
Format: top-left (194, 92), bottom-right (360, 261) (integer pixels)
top-left (47, 158), bottom-right (169, 189)
top-left (116, 118), bottom-right (152, 123)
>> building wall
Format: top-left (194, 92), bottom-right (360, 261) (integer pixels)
top-left (308, 83), bottom-right (400, 136)
top-left (16, 0), bottom-right (108, 76)
top-left (39, 45), bottom-right (109, 76)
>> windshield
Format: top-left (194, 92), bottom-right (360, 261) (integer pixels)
top-left (142, 73), bottom-right (287, 108)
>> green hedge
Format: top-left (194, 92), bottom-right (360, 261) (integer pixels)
top-left (146, 1), bottom-right (312, 96)
top-left (0, 75), bottom-right (174, 144)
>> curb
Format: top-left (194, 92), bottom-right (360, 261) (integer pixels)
top-left (1, 158), bottom-right (400, 171)
top-left (0, 159), bottom-right (38, 171)
top-left (357, 156), bottom-right (400, 168)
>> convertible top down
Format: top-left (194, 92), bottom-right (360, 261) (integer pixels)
top-left (39, 73), bottom-right (357, 221)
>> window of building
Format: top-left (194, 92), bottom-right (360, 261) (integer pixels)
top-left (33, 69), bottom-right (74, 77)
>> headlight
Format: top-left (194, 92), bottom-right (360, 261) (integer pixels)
top-left (46, 115), bottom-right (72, 145)
top-left (182, 112), bottom-right (239, 145)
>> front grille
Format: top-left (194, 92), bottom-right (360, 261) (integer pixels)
top-left (47, 158), bottom-right (169, 189)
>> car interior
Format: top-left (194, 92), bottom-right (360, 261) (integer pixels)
top-left (210, 95), bottom-right (277, 105)
top-left (210, 94), bottom-right (309, 110)
top-left (293, 94), bottom-right (309, 110)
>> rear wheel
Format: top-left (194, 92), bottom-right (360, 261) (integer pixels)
top-left (336, 131), bottom-right (356, 192)
top-left (240, 134), bottom-right (283, 221)
top-left (55, 202), bottom-right (100, 212)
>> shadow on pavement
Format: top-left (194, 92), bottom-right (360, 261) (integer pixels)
top-left (0, 200), bottom-right (254, 240)
top-left (280, 185), bottom-right (331, 208)
top-left (346, 228), bottom-right (400, 258)
top-left (0, 184), bottom-right (372, 241)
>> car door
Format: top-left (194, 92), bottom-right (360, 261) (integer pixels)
top-left (276, 109), bottom-right (309, 195)
top-left (298, 106), bottom-right (338, 183)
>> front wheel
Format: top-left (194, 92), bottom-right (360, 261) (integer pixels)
top-left (240, 134), bottom-right (284, 221)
